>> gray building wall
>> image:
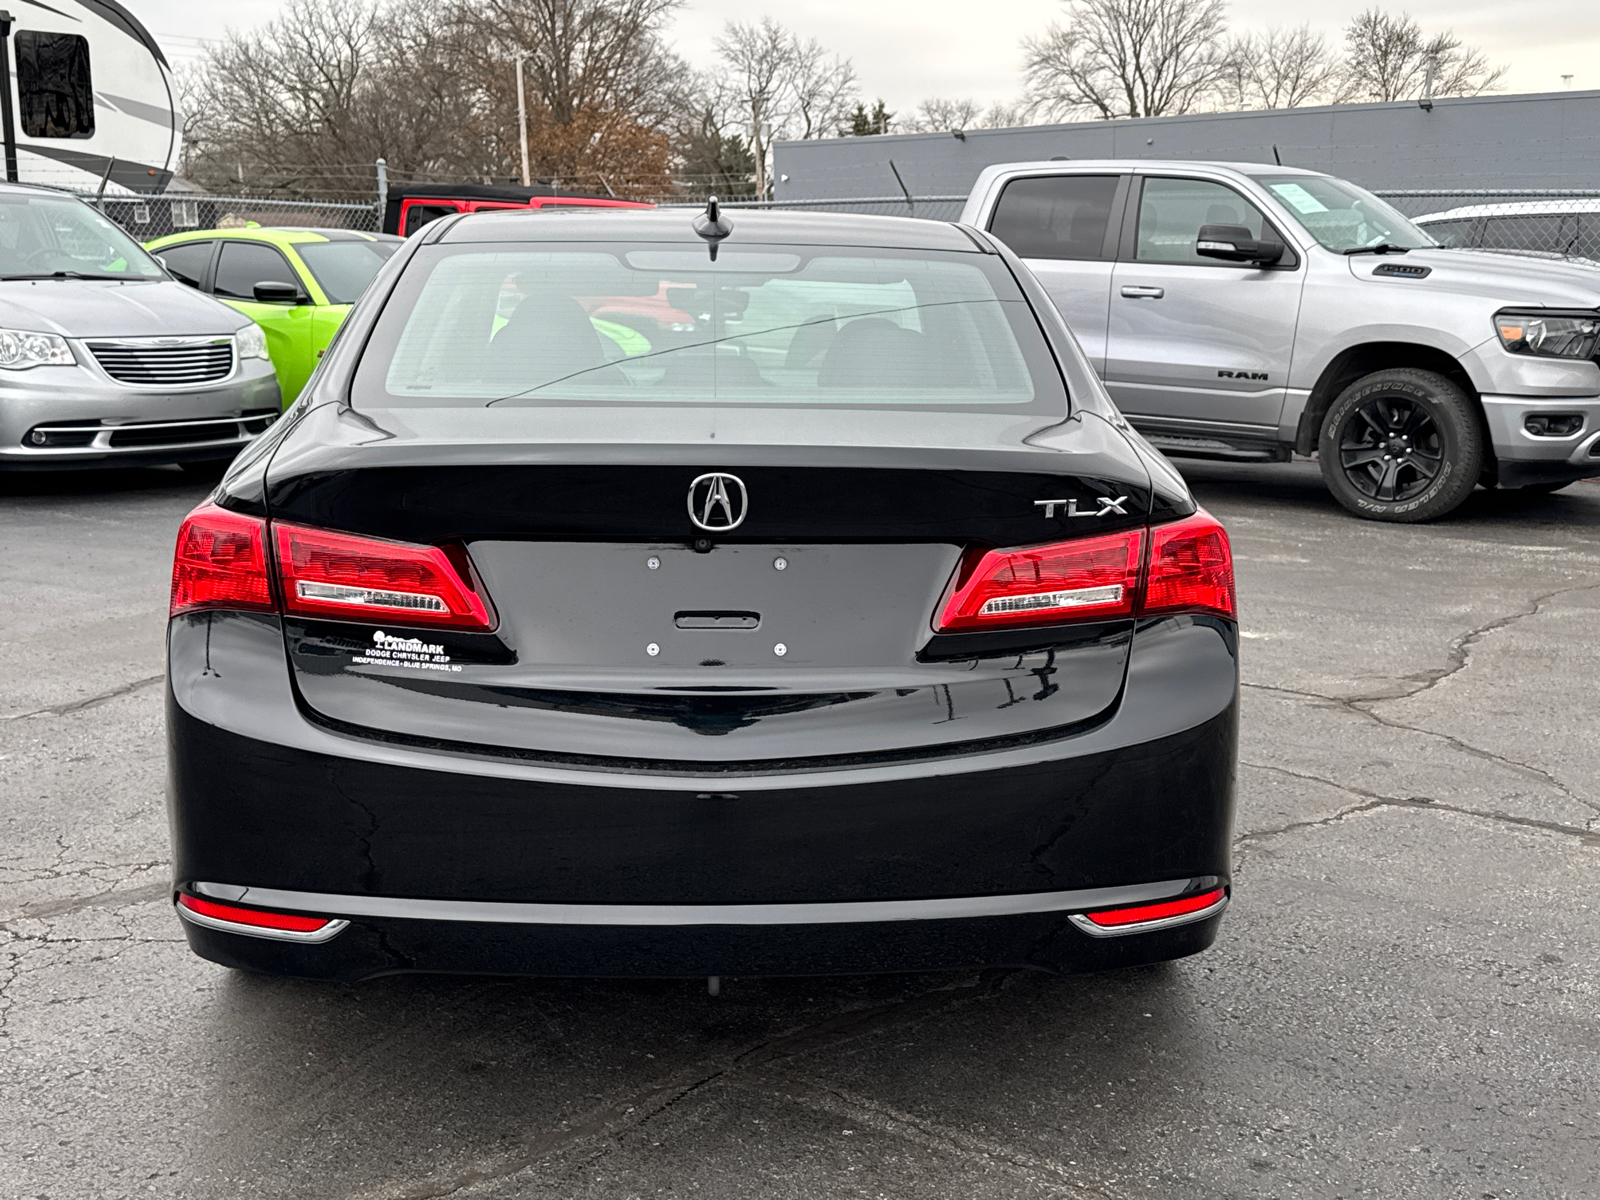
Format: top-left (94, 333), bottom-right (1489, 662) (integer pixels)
top-left (773, 90), bottom-right (1600, 203)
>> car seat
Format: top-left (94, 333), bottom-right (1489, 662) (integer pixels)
top-left (484, 292), bottom-right (612, 392)
top-left (818, 318), bottom-right (939, 389)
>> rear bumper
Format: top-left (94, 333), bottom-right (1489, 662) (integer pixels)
top-left (167, 611), bottom-right (1239, 979)
top-left (174, 891), bottom-right (1228, 981)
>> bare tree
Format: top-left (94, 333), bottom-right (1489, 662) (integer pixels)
top-left (713, 18), bottom-right (791, 196)
top-left (453, 0), bottom-right (694, 192)
top-left (789, 36), bottom-right (859, 139)
top-left (457, 0), bottom-right (691, 130)
top-left (1222, 25), bottom-right (1340, 110)
top-left (898, 97), bottom-right (1024, 133)
top-left (713, 18), bottom-right (857, 195)
top-left (183, 0), bottom-right (487, 195)
top-left (183, 0), bottom-right (694, 198)
top-left (1340, 9), bottom-right (1506, 103)
top-left (1021, 0), bottom-right (1231, 121)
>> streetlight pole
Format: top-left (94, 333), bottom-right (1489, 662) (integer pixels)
top-left (752, 99), bottom-right (765, 201)
top-left (515, 54), bottom-right (531, 187)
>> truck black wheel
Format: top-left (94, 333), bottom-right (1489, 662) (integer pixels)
top-left (1318, 369), bottom-right (1483, 522)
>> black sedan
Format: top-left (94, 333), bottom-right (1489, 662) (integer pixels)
top-left (166, 204), bottom-right (1238, 981)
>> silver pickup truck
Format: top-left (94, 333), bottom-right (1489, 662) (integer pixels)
top-left (961, 161), bottom-right (1600, 521)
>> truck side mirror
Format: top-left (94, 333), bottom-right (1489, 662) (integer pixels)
top-left (1196, 224), bottom-right (1285, 266)
top-left (252, 280), bottom-right (305, 305)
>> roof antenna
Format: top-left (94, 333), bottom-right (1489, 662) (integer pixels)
top-left (1272, 144), bottom-right (1282, 165)
top-left (694, 195), bottom-right (733, 261)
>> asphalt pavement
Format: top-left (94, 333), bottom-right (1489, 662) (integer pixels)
top-left (2, 460), bottom-right (1597, 1200)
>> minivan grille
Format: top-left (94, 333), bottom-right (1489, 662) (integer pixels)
top-left (88, 339), bottom-right (234, 385)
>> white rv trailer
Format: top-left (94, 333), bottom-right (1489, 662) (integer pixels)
top-left (0, 0), bottom-right (176, 193)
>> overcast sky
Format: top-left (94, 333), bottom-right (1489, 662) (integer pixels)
top-left (142, 0), bottom-right (1600, 116)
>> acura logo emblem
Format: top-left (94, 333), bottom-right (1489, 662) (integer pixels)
top-left (687, 473), bottom-right (748, 531)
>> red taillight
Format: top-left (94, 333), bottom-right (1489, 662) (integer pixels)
top-left (1082, 887), bottom-right (1227, 929)
top-left (934, 509), bottom-right (1235, 632)
top-left (176, 893), bottom-right (334, 934)
top-left (274, 522), bottom-right (495, 631)
top-left (1143, 510), bottom-right (1236, 620)
top-left (170, 504), bottom-right (275, 617)
top-left (938, 528), bottom-right (1144, 630)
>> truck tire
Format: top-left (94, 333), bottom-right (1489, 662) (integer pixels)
top-left (1318, 369), bottom-right (1483, 522)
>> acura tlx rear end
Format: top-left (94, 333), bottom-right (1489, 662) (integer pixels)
top-left (165, 208), bottom-right (1237, 981)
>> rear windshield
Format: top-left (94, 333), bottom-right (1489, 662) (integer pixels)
top-left (297, 239), bottom-right (400, 304)
top-left (350, 243), bottom-right (1065, 413)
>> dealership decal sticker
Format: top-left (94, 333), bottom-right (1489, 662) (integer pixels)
top-left (352, 630), bottom-right (462, 672)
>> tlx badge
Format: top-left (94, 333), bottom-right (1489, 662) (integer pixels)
top-left (1034, 496), bottom-right (1129, 519)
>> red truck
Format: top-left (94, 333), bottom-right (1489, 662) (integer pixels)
top-left (382, 183), bottom-right (650, 237)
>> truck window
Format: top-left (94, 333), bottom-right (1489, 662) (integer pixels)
top-left (404, 203), bottom-right (460, 236)
top-left (987, 175), bottom-right (1118, 261)
top-left (14, 31), bottom-right (93, 138)
top-left (1480, 213), bottom-right (1575, 256)
top-left (1421, 218), bottom-right (1475, 248)
top-left (1136, 178), bottom-right (1273, 265)
top-left (1574, 215), bottom-right (1600, 261)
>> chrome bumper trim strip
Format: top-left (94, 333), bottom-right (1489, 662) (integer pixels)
top-left (191, 878), bottom-right (1215, 928)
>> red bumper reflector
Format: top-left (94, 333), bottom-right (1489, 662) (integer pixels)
top-left (1083, 887), bottom-right (1227, 928)
top-left (177, 893), bottom-right (333, 934)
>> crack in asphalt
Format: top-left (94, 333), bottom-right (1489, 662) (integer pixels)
top-left (1385, 584), bottom-right (1594, 702)
top-left (2, 879), bottom-right (169, 924)
top-left (369, 973), bottom-right (1011, 1200)
top-left (1236, 760), bottom-right (1600, 852)
top-left (762, 1075), bottom-right (1119, 1199)
top-left (1242, 584), bottom-right (1600, 814)
top-left (0, 674), bottom-right (165, 722)
top-left (0, 897), bottom-right (182, 1039)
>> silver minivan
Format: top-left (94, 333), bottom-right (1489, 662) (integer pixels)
top-left (963, 162), bottom-right (1600, 521)
top-left (0, 184), bottom-right (280, 470)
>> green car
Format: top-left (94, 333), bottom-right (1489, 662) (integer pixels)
top-left (145, 227), bottom-right (403, 406)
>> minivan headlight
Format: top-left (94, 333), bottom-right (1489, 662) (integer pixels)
top-left (235, 322), bottom-right (269, 360)
top-left (1495, 310), bottom-right (1600, 360)
top-left (0, 328), bottom-right (73, 369)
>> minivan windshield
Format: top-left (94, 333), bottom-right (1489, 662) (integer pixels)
top-left (1253, 175), bottom-right (1436, 253)
top-left (0, 193), bottom-right (165, 280)
top-left (350, 243), bottom-right (1065, 413)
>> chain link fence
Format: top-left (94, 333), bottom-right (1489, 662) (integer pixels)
top-left (1377, 190), bottom-right (1600, 262)
top-left (81, 192), bottom-right (382, 242)
top-left (659, 195), bottom-right (968, 221)
top-left (72, 183), bottom-right (1600, 265)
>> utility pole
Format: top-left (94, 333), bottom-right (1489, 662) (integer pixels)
top-left (515, 54), bottom-right (531, 187)
top-left (0, 12), bottom-right (18, 183)
top-left (752, 99), bottom-right (766, 201)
